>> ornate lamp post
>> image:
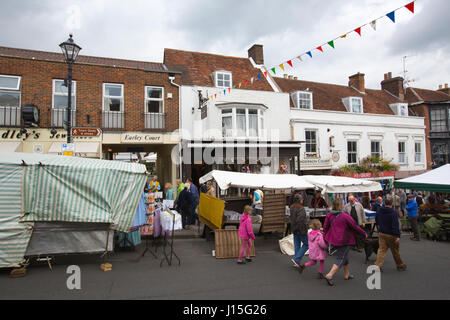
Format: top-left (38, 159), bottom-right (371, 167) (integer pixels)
top-left (59, 34), bottom-right (81, 144)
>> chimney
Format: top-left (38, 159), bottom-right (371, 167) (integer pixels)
top-left (381, 71), bottom-right (405, 100)
top-left (349, 72), bottom-right (365, 93)
top-left (438, 83), bottom-right (450, 95)
top-left (288, 75), bottom-right (294, 80)
top-left (248, 44), bottom-right (264, 65)
top-left (294, 76), bottom-right (298, 80)
top-left (283, 74), bottom-right (288, 79)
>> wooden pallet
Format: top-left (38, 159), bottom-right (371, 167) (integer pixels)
top-left (214, 229), bottom-right (255, 259)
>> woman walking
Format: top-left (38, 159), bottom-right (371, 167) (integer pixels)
top-left (322, 198), bottom-right (367, 286)
top-left (290, 195), bottom-right (309, 269)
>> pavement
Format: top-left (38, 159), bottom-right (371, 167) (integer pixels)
top-left (1, 227), bottom-right (449, 300)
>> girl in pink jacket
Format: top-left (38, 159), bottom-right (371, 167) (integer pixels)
top-left (299, 219), bottom-right (328, 278)
top-left (237, 206), bottom-right (255, 264)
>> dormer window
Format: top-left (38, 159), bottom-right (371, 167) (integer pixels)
top-left (342, 96), bottom-right (363, 113)
top-left (389, 103), bottom-right (408, 116)
top-left (291, 91), bottom-right (313, 109)
top-left (214, 71), bottom-right (232, 88)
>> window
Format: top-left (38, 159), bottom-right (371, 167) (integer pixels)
top-left (415, 142), bottom-right (422, 163)
top-left (0, 75), bottom-right (21, 107)
top-left (103, 83), bottom-right (123, 112)
top-left (398, 141), bottom-right (406, 164)
top-left (53, 80), bottom-right (76, 109)
top-left (145, 86), bottom-right (163, 113)
top-left (399, 104), bottom-right (408, 116)
top-left (220, 107), bottom-right (263, 138)
top-left (371, 141), bottom-right (381, 158)
top-left (292, 91), bottom-right (312, 109)
top-left (347, 141), bottom-right (357, 164)
top-left (305, 130), bottom-right (318, 156)
top-left (430, 108), bottom-right (448, 132)
top-left (215, 71), bottom-right (232, 88)
top-left (351, 97), bottom-right (363, 113)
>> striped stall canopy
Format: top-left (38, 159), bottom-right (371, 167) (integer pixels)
top-left (0, 163), bottom-right (33, 268)
top-left (0, 152), bottom-right (147, 268)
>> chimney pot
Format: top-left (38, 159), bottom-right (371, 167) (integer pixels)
top-left (439, 84), bottom-right (443, 90)
top-left (294, 76), bottom-right (298, 80)
top-left (288, 75), bottom-right (293, 80)
top-left (445, 83), bottom-right (448, 88)
top-left (283, 74), bottom-right (288, 79)
top-left (248, 44), bottom-right (264, 65)
top-left (388, 72), bottom-right (392, 79)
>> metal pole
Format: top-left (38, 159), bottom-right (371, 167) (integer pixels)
top-left (67, 63), bottom-right (73, 144)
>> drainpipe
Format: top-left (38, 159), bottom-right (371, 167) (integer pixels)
top-left (169, 75), bottom-right (183, 180)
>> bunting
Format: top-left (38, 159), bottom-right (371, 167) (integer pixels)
top-left (208, 1), bottom-right (415, 101)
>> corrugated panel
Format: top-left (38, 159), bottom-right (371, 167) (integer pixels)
top-left (214, 229), bottom-right (255, 259)
top-left (0, 164), bottom-right (33, 268)
top-left (261, 193), bottom-right (286, 233)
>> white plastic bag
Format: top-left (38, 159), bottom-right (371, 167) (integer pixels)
top-left (279, 234), bottom-right (295, 256)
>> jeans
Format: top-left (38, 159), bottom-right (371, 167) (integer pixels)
top-left (293, 232), bottom-right (309, 264)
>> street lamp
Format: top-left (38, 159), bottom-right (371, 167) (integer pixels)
top-left (59, 34), bottom-right (81, 144)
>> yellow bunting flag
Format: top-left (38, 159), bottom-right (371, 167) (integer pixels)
top-left (279, 63), bottom-right (285, 71)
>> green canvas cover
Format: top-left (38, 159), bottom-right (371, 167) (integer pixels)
top-left (0, 152), bottom-right (147, 268)
top-left (423, 217), bottom-right (443, 238)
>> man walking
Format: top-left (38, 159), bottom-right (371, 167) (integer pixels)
top-left (344, 195), bottom-right (366, 251)
top-left (406, 194), bottom-right (420, 241)
top-left (399, 189), bottom-right (407, 217)
top-left (374, 198), bottom-right (407, 271)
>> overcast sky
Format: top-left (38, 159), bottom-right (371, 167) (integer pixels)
top-left (0, 0), bottom-right (448, 90)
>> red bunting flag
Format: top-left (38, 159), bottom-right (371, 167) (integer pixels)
top-left (316, 46), bottom-right (323, 52)
top-left (405, 1), bottom-right (414, 13)
top-left (287, 60), bottom-right (293, 67)
top-left (244, 80), bottom-right (248, 86)
top-left (228, 88), bottom-right (231, 93)
top-left (354, 27), bottom-right (361, 36)
top-left (264, 71), bottom-right (268, 77)
top-left (215, 94), bottom-right (217, 98)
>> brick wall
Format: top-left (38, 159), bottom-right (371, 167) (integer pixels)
top-left (0, 55), bottom-right (180, 132)
top-left (410, 104), bottom-right (431, 169)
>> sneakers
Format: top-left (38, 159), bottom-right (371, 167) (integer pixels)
top-left (237, 260), bottom-right (245, 265)
top-left (317, 272), bottom-right (325, 279)
top-left (245, 258), bottom-right (252, 262)
top-left (291, 259), bottom-right (300, 268)
top-left (298, 264), bottom-right (305, 274)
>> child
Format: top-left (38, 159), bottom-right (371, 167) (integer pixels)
top-left (237, 205), bottom-right (255, 264)
top-left (299, 219), bottom-right (328, 278)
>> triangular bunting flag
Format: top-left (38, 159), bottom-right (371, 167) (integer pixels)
top-left (264, 71), bottom-right (268, 77)
top-left (244, 80), bottom-right (248, 86)
top-left (354, 27), bottom-right (361, 36)
top-left (306, 51), bottom-right (312, 58)
top-left (251, 77), bottom-right (254, 84)
top-left (316, 46), bottom-right (323, 52)
top-left (271, 67), bottom-right (276, 74)
top-left (224, 89), bottom-right (226, 95)
top-left (340, 34), bottom-right (347, 38)
top-left (238, 83), bottom-right (242, 88)
top-left (405, 1), bottom-right (414, 13)
top-left (215, 94), bottom-right (217, 98)
top-left (233, 85), bottom-right (236, 88)
top-left (370, 20), bottom-right (377, 31)
top-left (386, 11), bottom-right (395, 23)
top-left (279, 64), bottom-right (285, 71)
top-left (228, 88), bottom-right (231, 93)
top-left (328, 40), bottom-right (335, 49)
top-left (297, 55), bottom-right (303, 62)
top-left (211, 95), bottom-right (213, 100)
top-left (287, 60), bottom-right (293, 67)
top-left (257, 74), bottom-right (261, 80)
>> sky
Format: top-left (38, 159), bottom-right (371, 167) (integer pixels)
top-left (0, 0), bottom-right (448, 91)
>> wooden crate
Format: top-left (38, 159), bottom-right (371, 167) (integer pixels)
top-left (214, 229), bottom-right (255, 259)
top-left (261, 192), bottom-right (286, 233)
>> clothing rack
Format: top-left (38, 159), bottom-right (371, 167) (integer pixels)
top-left (160, 209), bottom-right (181, 267)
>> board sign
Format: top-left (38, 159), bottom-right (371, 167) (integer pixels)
top-left (62, 143), bottom-right (75, 156)
top-left (71, 128), bottom-right (102, 137)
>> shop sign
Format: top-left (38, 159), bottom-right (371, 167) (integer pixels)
top-left (0, 128), bottom-right (100, 142)
top-left (333, 171), bottom-right (396, 179)
top-left (120, 133), bottom-right (162, 144)
top-left (300, 158), bottom-right (332, 168)
top-left (72, 128), bottom-right (101, 137)
top-left (62, 143), bottom-right (75, 156)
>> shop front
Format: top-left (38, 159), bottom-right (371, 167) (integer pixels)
top-left (0, 128), bottom-right (102, 158)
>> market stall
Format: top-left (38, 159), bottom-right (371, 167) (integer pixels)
top-left (0, 151), bottom-right (147, 271)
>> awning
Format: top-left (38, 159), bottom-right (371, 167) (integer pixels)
top-left (302, 175), bottom-right (382, 194)
top-left (0, 141), bottom-right (22, 152)
top-left (48, 142), bottom-right (100, 158)
top-left (394, 164), bottom-right (450, 193)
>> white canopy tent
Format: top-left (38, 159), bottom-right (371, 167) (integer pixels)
top-left (394, 164), bottom-right (450, 193)
top-left (199, 170), bottom-right (382, 193)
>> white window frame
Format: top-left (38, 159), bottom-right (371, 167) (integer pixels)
top-left (220, 107), bottom-right (263, 138)
top-left (0, 74), bottom-right (21, 90)
top-left (52, 79), bottom-right (76, 110)
top-left (350, 97), bottom-right (363, 113)
top-left (399, 104), bottom-right (408, 116)
top-left (305, 129), bottom-right (319, 157)
top-left (214, 71), bottom-right (232, 88)
top-left (103, 83), bottom-right (124, 112)
top-left (292, 91), bottom-right (313, 109)
top-left (371, 140), bottom-right (381, 158)
top-left (415, 142), bottom-right (422, 163)
top-left (145, 86), bottom-right (164, 114)
top-left (398, 141), bottom-right (406, 164)
top-left (347, 140), bottom-right (358, 164)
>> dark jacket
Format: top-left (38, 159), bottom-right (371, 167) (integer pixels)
top-left (290, 204), bottom-right (308, 235)
top-left (177, 189), bottom-right (194, 214)
top-left (375, 206), bottom-right (401, 238)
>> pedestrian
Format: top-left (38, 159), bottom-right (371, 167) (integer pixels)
top-left (148, 175), bottom-right (161, 193)
top-left (399, 189), bottom-right (407, 217)
top-left (311, 190), bottom-right (328, 209)
top-left (299, 219), bottom-right (328, 279)
top-left (406, 194), bottom-right (420, 241)
top-left (176, 179), bottom-right (184, 197)
top-left (177, 183), bottom-right (195, 229)
top-left (289, 194), bottom-right (309, 269)
top-left (186, 178), bottom-right (200, 225)
top-left (371, 196), bottom-right (384, 213)
top-left (416, 192), bottom-right (424, 206)
top-left (393, 191), bottom-right (401, 215)
top-left (206, 181), bottom-right (216, 197)
top-left (374, 198), bottom-right (407, 271)
top-left (164, 182), bottom-right (175, 200)
top-left (237, 205), bottom-right (255, 264)
top-left (323, 198), bottom-right (367, 286)
top-left (344, 194), bottom-right (366, 252)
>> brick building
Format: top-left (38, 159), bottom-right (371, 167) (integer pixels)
top-left (0, 45), bottom-right (182, 185)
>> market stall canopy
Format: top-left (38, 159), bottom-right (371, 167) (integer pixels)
top-left (199, 170), bottom-right (315, 190)
top-left (0, 151), bottom-right (147, 268)
top-left (394, 164), bottom-right (450, 193)
top-left (303, 175), bottom-right (382, 194)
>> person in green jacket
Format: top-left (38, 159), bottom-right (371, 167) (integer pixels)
top-left (176, 179), bottom-right (184, 196)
